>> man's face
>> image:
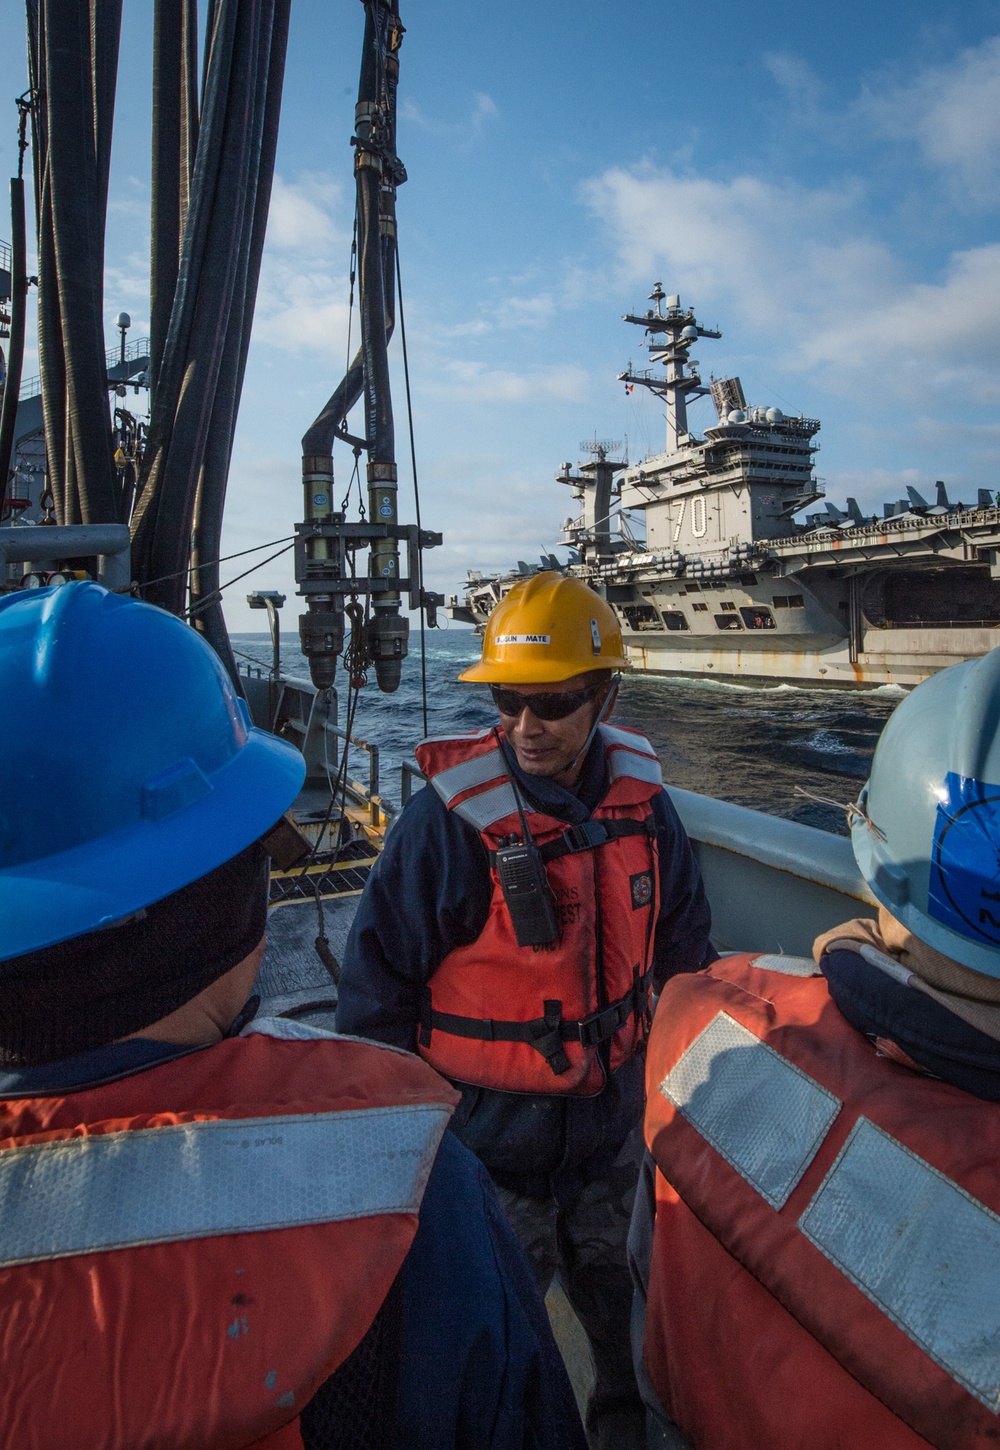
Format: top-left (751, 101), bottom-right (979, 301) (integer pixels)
top-left (495, 674), bottom-right (612, 788)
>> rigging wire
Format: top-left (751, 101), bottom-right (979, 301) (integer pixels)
top-left (293, 669), bottom-right (367, 982)
top-left (231, 643), bottom-right (276, 670)
top-left (342, 213), bottom-right (358, 427)
top-left (394, 244), bottom-right (429, 738)
top-left (131, 533), bottom-right (297, 595)
top-left (340, 447), bottom-right (364, 517)
top-left (183, 541), bottom-right (295, 620)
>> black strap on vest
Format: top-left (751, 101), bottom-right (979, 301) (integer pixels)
top-left (418, 967), bottom-right (653, 1076)
top-left (486, 815), bottom-right (655, 866)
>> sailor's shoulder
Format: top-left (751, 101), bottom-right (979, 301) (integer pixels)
top-left (600, 722), bottom-right (657, 756)
top-left (385, 767), bottom-right (484, 858)
top-left (415, 728), bottom-right (497, 776)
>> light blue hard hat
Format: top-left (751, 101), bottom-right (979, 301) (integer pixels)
top-left (852, 646), bottom-right (1000, 977)
top-left (0, 581), bottom-right (305, 960)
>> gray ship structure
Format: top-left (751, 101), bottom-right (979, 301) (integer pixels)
top-left (449, 285), bottom-right (1000, 686)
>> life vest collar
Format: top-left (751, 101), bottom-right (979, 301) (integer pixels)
top-left (423, 724), bottom-right (662, 834)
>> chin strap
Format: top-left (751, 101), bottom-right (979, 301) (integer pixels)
top-left (568, 676), bottom-right (620, 774)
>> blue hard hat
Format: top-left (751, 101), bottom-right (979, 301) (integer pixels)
top-left (852, 645), bottom-right (1000, 977)
top-left (0, 582), bottom-right (305, 960)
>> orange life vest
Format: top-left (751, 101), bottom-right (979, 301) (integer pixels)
top-left (414, 724), bottom-right (662, 1094)
top-left (643, 954), bottom-right (1000, 1450)
top-left (0, 1020), bottom-right (458, 1450)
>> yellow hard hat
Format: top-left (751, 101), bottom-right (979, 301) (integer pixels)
top-left (459, 572), bottom-right (629, 684)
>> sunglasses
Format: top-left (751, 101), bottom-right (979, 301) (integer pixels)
top-left (490, 683), bottom-right (603, 721)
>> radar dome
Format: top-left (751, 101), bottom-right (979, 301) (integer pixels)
top-left (752, 406), bottom-right (768, 422)
top-left (727, 409), bottom-right (747, 423)
top-left (680, 325), bottom-right (698, 340)
top-left (765, 407), bottom-right (784, 423)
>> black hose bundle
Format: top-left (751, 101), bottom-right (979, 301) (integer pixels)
top-left (26, 0), bottom-right (122, 527)
top-left (132, 0), bottom-right (291, 681)
top-left (0, 179), bottom-right (27, 513)
top-left (149, 0), bottom-right (199, 400)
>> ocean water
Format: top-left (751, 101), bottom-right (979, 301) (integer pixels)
top-left (230, 629), bottom-right (901, 836)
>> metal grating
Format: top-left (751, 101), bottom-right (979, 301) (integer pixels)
top-left (269, 839), bottom-right (379, 905)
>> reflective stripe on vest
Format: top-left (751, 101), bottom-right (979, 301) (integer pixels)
top-left (659, 1010), bottom-right (841, 1210)
top-left (801, 1116), bottom-right (1000, 1410)
top-left (431, 746), bottom-right (507, 808)
top-left (423, 724), bottom-right (662, 831)
top-left (0, 1027), bottom-right (459, 1450)
top-left (453, 779), bottom-right (520, 832)
top-left (0, 1102), bottom-right (448, 1268)
top-left (645, 954), bottom-right (1000, 1444)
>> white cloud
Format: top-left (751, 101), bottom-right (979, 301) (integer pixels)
top-left (496, 292), bottom-right (554, 328)
top-left (471, 92), bottom-right (498, 128)
top-left (582, 163), bottom-right (1000, 405)
top-left (423, 360), bottom-right (589, 405)
top-left (254, 174), bottom-right (355, 355)
top-left (253, 282), bottom-right (352, 357)
top-left (762, 52), bottom-right (827, 131)
top-left (432, 289), bottom-right (554, 338)
top-left (859, 35), bottom-right (1000, 206)
top-left (265, 173), bottom-right (345, 252)
top-left (799, 243), bottom-right (1000, 396)
top-left (400, 92), bottom-right (499, 141)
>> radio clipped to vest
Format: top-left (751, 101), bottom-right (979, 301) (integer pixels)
top-left (495, 744), bottom-right (560, 947)
top-left (495, 836), bottom-right (560, 947)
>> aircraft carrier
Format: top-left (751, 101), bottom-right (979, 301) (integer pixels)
top-left (449, 285), bottom-right (1000, 687)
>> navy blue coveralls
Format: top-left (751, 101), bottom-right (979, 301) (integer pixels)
top-left (337, 733), bottom-right (713, 1448)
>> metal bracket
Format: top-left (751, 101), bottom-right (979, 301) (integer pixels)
top-left (293, 520), bottom-right (443, 613)
top-left (332, 426), bottom-right (369, 452)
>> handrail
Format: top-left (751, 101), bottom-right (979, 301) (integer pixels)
top-left (329, 724), bottom-right (387, 827)
top-left (19, 336), bottom-right (151, 400)
top-left (0, 523), bottom-right (130, 590)
top-left (401, 755), bottom-right (425, 807)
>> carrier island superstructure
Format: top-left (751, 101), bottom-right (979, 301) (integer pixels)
top-left (449, 285), bottom-right (1000, 687)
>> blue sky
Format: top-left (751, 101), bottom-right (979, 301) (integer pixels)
top-left (2, 0), bottom-right (1000, 629)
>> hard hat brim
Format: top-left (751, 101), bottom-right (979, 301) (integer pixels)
top-left (0, 727), bottom-right (305, 961)
top-left (458, 653), bottom-right (630, 684)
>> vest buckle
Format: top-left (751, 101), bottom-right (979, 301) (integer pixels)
top-left (532, 1000), bottom-right (571, 1075)
top-left (560, 820), bottom-right (611, 853)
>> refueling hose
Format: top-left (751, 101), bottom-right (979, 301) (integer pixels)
top-left (28, 0), bottom-right (123, 526)
top-left (131, 0), bottom-right (290, 689)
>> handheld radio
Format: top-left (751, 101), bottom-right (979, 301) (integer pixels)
top-left (495, 836), bottom-right (560, 947)
top-left (493, 732), bottom-right (560, 947)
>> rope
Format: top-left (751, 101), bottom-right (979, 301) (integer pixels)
top-left (342, 212), bottom-right (358, 422)
top-left (792, 785), bottom-right (885, 838)
top-left (343, 597), bottom-right (372, 687)
top-left (293, 671), bottom-right (366, 976)
top-left (395, 244), bottom-right (429, 737)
